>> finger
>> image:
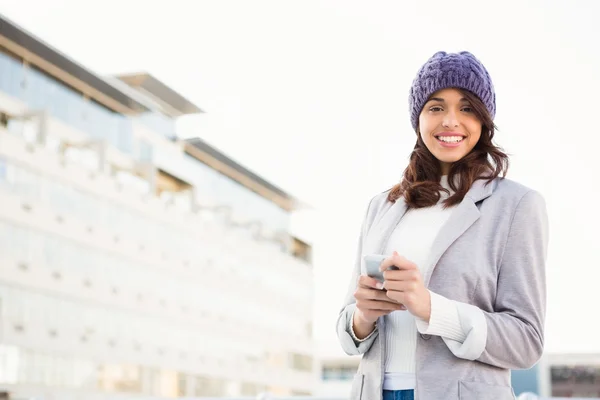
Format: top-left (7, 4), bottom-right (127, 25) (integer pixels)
top-left (355, 287), bottom-right (400, 302)
top-left (385, 290), bottom-right (404, 304)
top-left (385, 290), bottom-right (416, 306)
top-left (383, 279), bottom-right (418, 293)
top-left (373, 292), bottom-right (408, 309)
top-left (358, 274), bottom-right (384, 290)
top-left (380, 252), bottom-right (417, 272)
top-left (357, 299), bottom-right (405, 311)
top-left (392, 251), bottom-right (418, 270)
top-left (383, 269), bottom-right (420, 282)
top-left (378, 256), bottom-right (394, 272)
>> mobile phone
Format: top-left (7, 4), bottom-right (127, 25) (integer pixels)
top-left (363, 254), bottom-right (398, 284)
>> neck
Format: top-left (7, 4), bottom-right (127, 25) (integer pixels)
top-left (440, 162), bottom-right (451, 175)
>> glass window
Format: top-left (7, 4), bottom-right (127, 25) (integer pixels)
top-left (0, 51), bottom-right (134, 155)
top-left (0, 51), bottom-right (26, 99)
top-left (138, 112), bottom-right (176, 140)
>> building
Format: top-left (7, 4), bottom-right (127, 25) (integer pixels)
top-left (523, 354), bottom-right (600, 398)
top-left (0, 14), bottom-right (315, 399)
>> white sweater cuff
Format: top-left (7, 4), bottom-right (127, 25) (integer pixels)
top-left (336, 304), bottom-right (379, 355)
top-left (415, 291), bottom-right (466, 342)
top-left (443, 301), bottom-right (488, 360)
top-left (350, 309), bottom-right (378, 343)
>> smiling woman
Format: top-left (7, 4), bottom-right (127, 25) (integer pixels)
top-left (388, 55), bottom-right (509, 209)
top-left (336, 51), bottom-right (548, 400)
top-left (390, 94), bottom-right (508, 209)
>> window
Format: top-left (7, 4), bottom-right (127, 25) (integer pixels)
top-left (551, 365), bottom-right (600, 397)
top-left (322, 365), bottom-right (357, 381)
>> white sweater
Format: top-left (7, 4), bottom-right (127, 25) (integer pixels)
top-left (382, 177), bottom-right (468, 390)
top-left (350, 177), bottom-right (487, 390)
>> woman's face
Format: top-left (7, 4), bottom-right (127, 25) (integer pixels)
top-left (418, 88), bottom-right (482, 174)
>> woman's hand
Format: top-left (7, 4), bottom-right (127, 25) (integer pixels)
top-left (380, 251), bottom-right (431, 322)
top-left (352, 275), bottom-right (406, 339)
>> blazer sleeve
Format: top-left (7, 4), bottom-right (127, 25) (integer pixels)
top-left (441, 190), bottom-right (549, 369)
top-left (336, 197), bottom-right (379, 355)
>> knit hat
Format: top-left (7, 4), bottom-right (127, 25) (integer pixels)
top-left (408, 51), bottom-right (495, 130)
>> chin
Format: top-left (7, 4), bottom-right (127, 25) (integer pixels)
top-left (435, 154), bottom-right (465, 164)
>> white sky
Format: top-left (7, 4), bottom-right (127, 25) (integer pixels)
top-left (0, 0), bottom-right (598, 357)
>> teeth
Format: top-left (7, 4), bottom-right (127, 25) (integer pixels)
top-left (437, 136), bottom-right (463, 143)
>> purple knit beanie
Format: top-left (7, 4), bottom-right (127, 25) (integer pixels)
top-left (409, 51), bottom-right (495, 130)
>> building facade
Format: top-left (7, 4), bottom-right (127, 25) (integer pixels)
top-left (0, 14), bottom-right (315, 399)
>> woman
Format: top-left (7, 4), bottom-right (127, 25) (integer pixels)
top-left (336, 51), bottom-right (549, 400)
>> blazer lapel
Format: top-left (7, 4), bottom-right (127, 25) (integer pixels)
top-left (423, 178), bottom-right (497, 287)
top-left (365, 199), bottom-right (408, 255)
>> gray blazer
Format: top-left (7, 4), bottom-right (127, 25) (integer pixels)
top-left (336, 177), bottom-right (549, 400)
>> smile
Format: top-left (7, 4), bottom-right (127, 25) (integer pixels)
top-left (434, 133), bottom-right (466, 147)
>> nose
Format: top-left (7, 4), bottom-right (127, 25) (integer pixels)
top-left (442, 110), bottom-right (459, 128)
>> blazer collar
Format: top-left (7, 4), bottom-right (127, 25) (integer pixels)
top-left (366, 178), bottom-right (498, 287)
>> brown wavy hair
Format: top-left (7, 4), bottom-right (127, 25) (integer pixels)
top-left (387, 89), bottom-right (509, 208)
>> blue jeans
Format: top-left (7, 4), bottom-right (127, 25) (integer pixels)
top-left (382, 389), bottom-right (415, 400)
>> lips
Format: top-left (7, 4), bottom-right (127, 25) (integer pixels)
top-left (434, 132), bottom-right (466, 147)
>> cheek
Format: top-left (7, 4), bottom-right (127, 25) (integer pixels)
top-left (467, 122), bottom-right (482, 145)
top-left (419, 130), bottom-right (434, 148)
top-left (418, 116), bottom-right (434, 139)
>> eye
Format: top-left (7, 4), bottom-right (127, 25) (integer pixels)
top-left (461, 106), bottom-right (473, 113)
top-left (429, 106), bottom-right (443, 112)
